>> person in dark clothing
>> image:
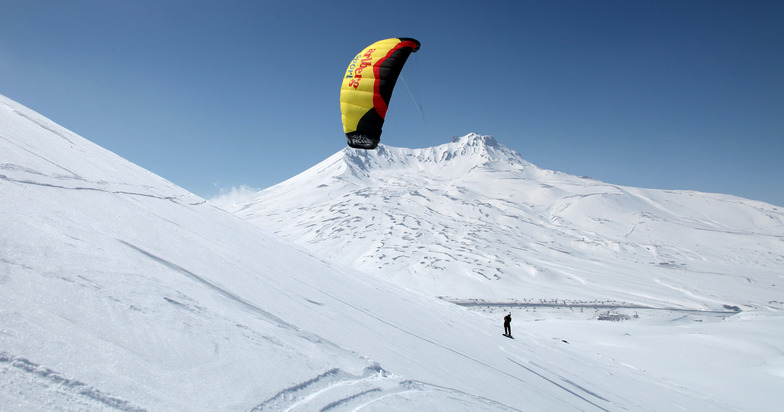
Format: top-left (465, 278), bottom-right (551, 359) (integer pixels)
top-left (503, 312), bottom-right (512, 337)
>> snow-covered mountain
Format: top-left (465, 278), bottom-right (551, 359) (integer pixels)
top-left (2, 93), bottom-right (783, 411)
top-left (228, 133), bottom-right (784, 312)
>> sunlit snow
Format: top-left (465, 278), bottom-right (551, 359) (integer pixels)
top-left (2, 94), bottom-right (783, 411)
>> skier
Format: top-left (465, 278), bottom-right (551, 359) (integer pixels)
top-left (503, 312), bottom-right (512, 337)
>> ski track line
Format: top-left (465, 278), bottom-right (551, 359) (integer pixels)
top-left (251, 366), bottom-right (520, 412)
top-left (0, 173), bottom-right (185, 203)
top-left (250, 366), bottom-right (388, 412)
top-left (119, 240), bottom-right (353, 353)
top-left (286, 273), bottom-right (540, 385)
top-left (507, 358), bottom-right (611, 412)
top-left (395, 379), bottom-right (523, 412)
top-left (0, 133), bottom-right (78, 176)
top-left (0, 352), bottom-right (147, 412)
top-left (249, 368), bottom-right (349, 412)
top-left (317, 388), bottom-right (383, 412)
top-left (119, 240), bottom-right (294, 330)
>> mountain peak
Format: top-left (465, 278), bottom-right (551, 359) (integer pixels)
top-left (334, 133), bottom-right (530, 181)
top-left (440, 133), bottom-right (522, 165)
top-left (450, 133), bottom-right (499, 148)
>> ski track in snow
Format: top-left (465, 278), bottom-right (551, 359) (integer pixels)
top-left (250, 367), bottom-right (390, 412)
top-left (507, 358), bottom-right (610, 412)
top-left (0, 352), bottom-right (147, 412)
top-left (270, 280), bottom-right (616, 411)
top-left (250, 365), bottom-right (520, 412)
top-left (118, 239), bottom-right (348, 351)
top-left (118, 240), bottom-right (532, 411)
top-left (0, 171), bottom-right (206, 206)
top-left (118, 239), bottom-right (524, 410)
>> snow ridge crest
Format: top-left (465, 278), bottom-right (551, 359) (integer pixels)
top-left (338, 133), bottom-right (529, 178)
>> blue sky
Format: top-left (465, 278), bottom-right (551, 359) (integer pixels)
top-left (2, 0), bottom-right (782, 206)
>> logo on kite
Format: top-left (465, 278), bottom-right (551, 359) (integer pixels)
top-left (339, 38), bottom-right (420, 150)
top-left (346, 49), bottom-right (375, 89)
top-left (348, 134), bottom-right (374, 148)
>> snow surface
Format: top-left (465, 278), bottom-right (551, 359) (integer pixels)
top-left (228, 134), bottom-right (784, 311)
top-left (1, 93), bottom-right (783, 411)
top-left (225, 136), bottom-right (784, 410)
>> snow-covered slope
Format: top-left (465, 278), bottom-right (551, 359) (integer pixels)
top-left (229, 134), bottom-right (784, 312)
top-left (2, 94), bottom-right (782, 411)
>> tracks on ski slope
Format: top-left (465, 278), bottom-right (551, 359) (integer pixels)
top-left (0, 171), bottom-right (206, 206)
top-left (266, 261), bottom-right (617, 410)
top-left (120, 241), bottom-right (600, 410)
top-left (120, 240), bottom-right (520, 410)
top-left (507, 358), bottom-right (610, 412)
top-left (250, 365), bottom-right (518, 411)
top-left (119, 240), bottom-right (356, 354)
top-left (0, 352), bottom-right (147, 412)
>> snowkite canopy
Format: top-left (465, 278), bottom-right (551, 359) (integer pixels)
top-left (340, 38), bottom-right (420, 149)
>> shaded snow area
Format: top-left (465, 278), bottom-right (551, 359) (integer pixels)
top-left (1, 93), bottom-right (782, 411)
